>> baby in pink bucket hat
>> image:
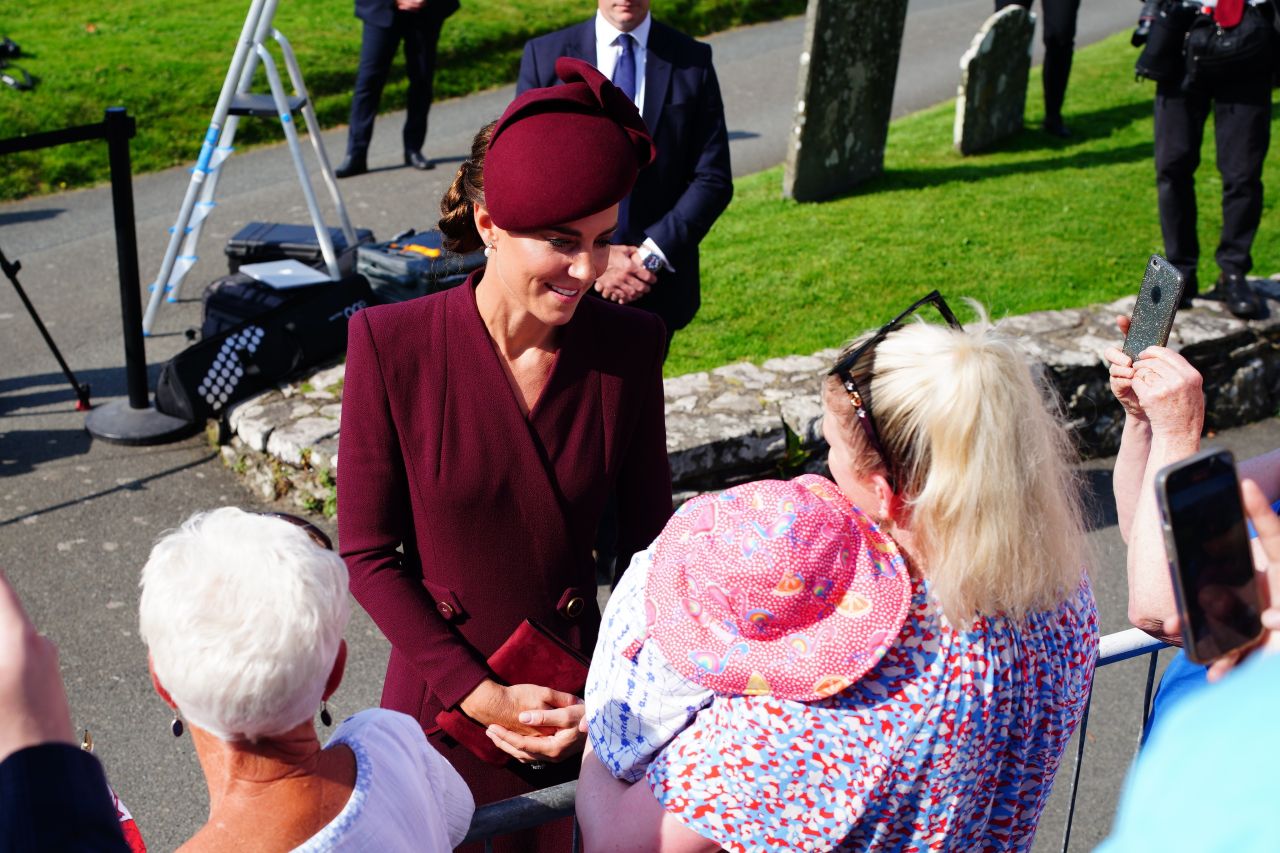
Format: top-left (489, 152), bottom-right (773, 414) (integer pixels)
top-left (585, 473), bottom-right (910, 783)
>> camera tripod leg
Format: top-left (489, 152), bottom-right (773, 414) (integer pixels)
top-left (1, 248), bottom-right (93, 411)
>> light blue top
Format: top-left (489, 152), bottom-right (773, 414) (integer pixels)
top-left (1099, 652), bottom-right (1280, 852)
top-left (291, 708), bottom-right (473, 852)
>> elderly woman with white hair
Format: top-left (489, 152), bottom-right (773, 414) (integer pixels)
top-left (139, 508), bottom-right (474, 851)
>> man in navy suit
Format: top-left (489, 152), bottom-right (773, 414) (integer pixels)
top-left (517, 0), bottom-right (733, 348)
top-left (335, 0), bottom-right (460, 178)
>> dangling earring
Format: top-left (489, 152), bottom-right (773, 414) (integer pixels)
top-left (320, 701), bottom-right (333, 727)
top-left (483, 241), bottom-right (495, 259)
top-left (170, 711), bottom-right (184, 738)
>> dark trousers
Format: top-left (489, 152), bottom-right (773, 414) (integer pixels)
top-left (996, 0), bottom-right (1081, 120)
top-left (1154, 75), bottom-right (1272, 279)
top-left (346, 10), bottom-right (445, 156)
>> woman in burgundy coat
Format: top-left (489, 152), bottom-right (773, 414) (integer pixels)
top-left (337, 58), bottom-right (674, 846)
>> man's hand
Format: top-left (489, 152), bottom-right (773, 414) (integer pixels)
top-left (594, 245), bottom-right (656, 305)
top-left (0, 570), bottom-right (74, 763)
top-left (396, 0), bottom-right (425, 11)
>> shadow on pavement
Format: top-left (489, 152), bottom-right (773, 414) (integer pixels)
top-left (0, 428), bottom-right (92, 477)
top-left (0, 450), bottom-right (218, 526)
top-left (0, 208), bottom-right (63, 227)
top-left (0, 366), bottom-right (165, 418)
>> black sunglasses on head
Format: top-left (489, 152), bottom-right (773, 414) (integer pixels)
top-left (828, 291), bottom-right (963, 489)
top-left (256, 511), bottom-right (333, 551)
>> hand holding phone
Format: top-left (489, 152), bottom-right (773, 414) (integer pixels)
top-left (1238, 480), bottom-right (1280, 648)
top-left (1156, 449), bottom-right (1264, 665)
top-left (1123, 255), bottom-right (1185, 359)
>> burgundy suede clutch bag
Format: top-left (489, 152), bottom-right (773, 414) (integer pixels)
top-left (435, 619), bottom-right (591, 766)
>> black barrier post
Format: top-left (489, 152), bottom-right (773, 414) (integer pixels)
top-left (105, 107), bottom-right (149, 410)
top-left (82, 107), bottom-right (195, 445)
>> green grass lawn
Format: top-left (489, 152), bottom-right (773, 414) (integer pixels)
top-left (666, 31), bottom-right (1280, 375)
top-left (0, 0), bottom-right (801, 201)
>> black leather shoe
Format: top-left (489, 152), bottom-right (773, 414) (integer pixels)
top-left (1042, 116), bottom-right (1072, 139)
top-left (334, 153), bottom-right (367, 179)
top-left (1216, 273), bottom-right (1263, 319)
top-left (404, 149), bottom-right (434, 171)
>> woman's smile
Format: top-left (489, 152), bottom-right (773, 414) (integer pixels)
top-left (547, 282), bottom-right (585, 300)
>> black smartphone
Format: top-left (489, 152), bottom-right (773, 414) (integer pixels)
top-left (1155, 448), bottom-right (1264, 665)
top-left (1123, 255), bottom-right (1186, 359)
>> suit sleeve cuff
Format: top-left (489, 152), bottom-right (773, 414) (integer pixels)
top-left (0, 744), bottom-right (130, 852)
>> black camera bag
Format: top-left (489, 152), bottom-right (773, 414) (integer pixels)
top-left (1183, 4), bottom-right (1276, 90)
top-left (1136, 0), bottom-right (1200, 82)
top-left (156, 274), bottom-right (372, 422)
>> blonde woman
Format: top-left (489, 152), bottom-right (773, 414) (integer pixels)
top-left (574, 293), bottom-right (1100, 852)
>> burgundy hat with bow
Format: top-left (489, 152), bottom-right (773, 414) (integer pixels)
top-left (484, 57), bottom-right (656, 231)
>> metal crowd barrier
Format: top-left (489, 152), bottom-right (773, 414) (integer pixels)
top-left (1057, 628), bottom-right (1169, 852)
top-left (461, 629), bottom-right (1172, 852)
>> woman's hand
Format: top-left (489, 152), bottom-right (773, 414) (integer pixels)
top-left (459, 679), bottom-right (571, 735)
top-left (1104, 315), bottom-right (1146, 419)
top-left (1199, 478), bottom-right (1280, 682)
top-left (1128, 346), bottom-right (1204, 441)
top-left (486, 701), bottom-right (587, 764)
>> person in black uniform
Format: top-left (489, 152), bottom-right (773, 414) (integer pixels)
top-left (996, 0), bottom-right (1081, 137)
top-left (1151, 1), bottom-right (1271, 318)
top-left (335, 0), bottom-right (460, 178)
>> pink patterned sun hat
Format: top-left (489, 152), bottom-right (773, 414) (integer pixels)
top-left (644, 474), bottom-right (911, 702)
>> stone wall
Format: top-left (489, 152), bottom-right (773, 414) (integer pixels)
top-left (218, 289), bottom-right (1280, 515)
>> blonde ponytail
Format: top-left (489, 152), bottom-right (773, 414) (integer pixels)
top-left (827, 307), bottom-right (1086, 627)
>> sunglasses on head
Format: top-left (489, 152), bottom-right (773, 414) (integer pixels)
top-left (256, 511), bottom-right (333, 551)
top-left (828, 291), bottom-right (963, 489)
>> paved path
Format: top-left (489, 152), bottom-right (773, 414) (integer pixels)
top-left (0, 4), bottom-right (1193, 850)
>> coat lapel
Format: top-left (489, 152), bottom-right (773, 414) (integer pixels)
top-left (443, 282), bottom-right (579, 586)
top-left (642, 22), bottom-right (673, 133)
top-left (555, 18), bottom-right (595, 66)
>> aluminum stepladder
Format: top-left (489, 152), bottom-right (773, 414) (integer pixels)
top-left (141, 0), bottom-right (357, 335)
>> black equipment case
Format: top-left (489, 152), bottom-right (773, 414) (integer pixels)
top-left (156, 274), bottom-right (373, 423)
top-left (201, 272), bottom-right (338, 339)
top-left (356, 229), bottom-right (485, 303)
top-left (225, 222), bottom-right (374, 273)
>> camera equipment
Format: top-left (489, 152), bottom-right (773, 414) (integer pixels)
top-left (1132, 0), bottom-right (1160, 47)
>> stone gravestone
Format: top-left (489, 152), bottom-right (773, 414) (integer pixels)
top-left (953, 6), bottom-right (1036, 155)
top-left (782, 0), bottom-right (910, 202)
